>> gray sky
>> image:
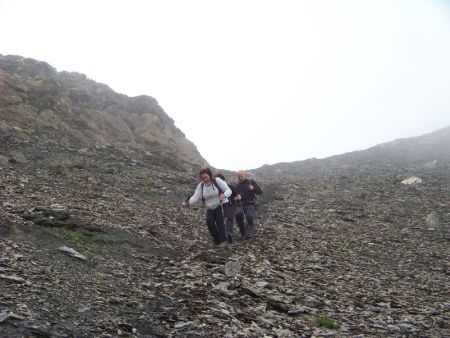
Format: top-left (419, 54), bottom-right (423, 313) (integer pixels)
top-left (1, 0), bottom-right (450, 170)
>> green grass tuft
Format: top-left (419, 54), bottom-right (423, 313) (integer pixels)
top-left (315, 316), bottom-right (336, 329)
top-left (342, 241), bottom-right (353, 249)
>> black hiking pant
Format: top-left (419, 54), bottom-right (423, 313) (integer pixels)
top-left (222, 203), bottom-right (236, 243)
top-left (206, 205), bottom-right (227, 245)
top-left (235, 203), bottom-right (255, 238)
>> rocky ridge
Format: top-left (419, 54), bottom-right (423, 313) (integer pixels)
top-left (0, 54), bottom-right (206, 167)
top-left (253, 126), bottom-right (450, 179)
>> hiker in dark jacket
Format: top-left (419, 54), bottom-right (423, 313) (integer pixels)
top-left (182, 168), bottom-right (231, 247)
top-left (215, 173), bottom-right (237, 243)
top-left (235, 170), bottom-right (262, 239)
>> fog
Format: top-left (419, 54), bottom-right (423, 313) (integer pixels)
top-left (1, 0), bottom-right (450, 170)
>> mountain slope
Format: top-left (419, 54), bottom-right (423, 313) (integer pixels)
top-left (0, 54), bottom-right (206, 166)
top-left (0, 54), bottom-right (449, 337)
top-left (253, 126), bottom-right (450, 177)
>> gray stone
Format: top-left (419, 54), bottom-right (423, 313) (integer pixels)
top-left (58, 246), bottom-right (87, 261)
top-left (387, 324), bottom-right (401, 332)
top-left (0, 274), bottom-right (25, 283)
top-left (225, 261), bottom-right (241, 277)
top-left (397, 323), bottom-right (414, 332)
top-left (425, 211), bottom-right (439, 229)
top-left (78, 306), bottom-right (91, 313)
top-left (174, 321), bottom-right (195, 329)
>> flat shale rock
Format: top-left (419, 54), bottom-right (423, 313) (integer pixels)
top-left (58, 246), bottom-right (87, 261)
top-left (225, 261), bottom-right (241, 277)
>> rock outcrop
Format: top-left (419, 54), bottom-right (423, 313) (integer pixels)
top-left (0, 54), bottom-right (207, 167)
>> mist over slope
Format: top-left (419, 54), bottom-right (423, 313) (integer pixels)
top-left (252, 126), bottom-right (450, 178)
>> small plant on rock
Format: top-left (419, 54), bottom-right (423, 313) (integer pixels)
top-left (342, 241), bottom-right (353, 249)
top-left (315, 316), bottom-right (336, 329)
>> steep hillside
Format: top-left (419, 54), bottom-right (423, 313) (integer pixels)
top-left (252, 126), bottom-right (450, 178)
top-left (0, 54), bottom-right (207, 167)
top-left (0, 55), bottom-right (448, 337)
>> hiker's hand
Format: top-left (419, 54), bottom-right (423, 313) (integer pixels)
top-left (219, 193), bottom-right (225, 201)
top-left (235, 194), bottom-right (241, 201)
top-left (248, 184), bottom-right (254, 191)
top-left (181, 201), bottom-right (188, 208)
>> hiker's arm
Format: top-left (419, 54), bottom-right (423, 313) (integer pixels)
top-left (188, 183), bottom-right (202, 206)
top-left (216, 178), bottom-right (232, 198)
top-left (252, 180), bottom-right (262, 195)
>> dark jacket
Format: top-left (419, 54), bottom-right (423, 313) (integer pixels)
top-left (227, 183), bottom-right (238, 205)
top-left (236, 179), bottom-right (262, 206)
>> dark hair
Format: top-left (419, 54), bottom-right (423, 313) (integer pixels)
top-left (214, 173), bottom-right (225, 181)
top-left (199, 168), bottom-right (213, 180)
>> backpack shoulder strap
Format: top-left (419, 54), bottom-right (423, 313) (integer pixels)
top-left (213, 179), bottom-right (223, 195)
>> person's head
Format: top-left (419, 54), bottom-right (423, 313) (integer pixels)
top-left (199, 168), bottom-right (213, 184)
top-left (215, 173), bottom-right (225, 181)
top-left (237, 170), bottom-right (246, 182)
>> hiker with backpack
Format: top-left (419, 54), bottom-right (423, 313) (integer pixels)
top-left (235, 170), bottom-right (262, 239)
top-left (214, 173), bottom-right (237, 244)
top-left (182, 168), bottom-right (232, 247)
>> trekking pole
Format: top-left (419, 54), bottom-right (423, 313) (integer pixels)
top-left (172, 195), bottom-right (191, 228)
top-left (237, 199), bottom-right (248, 237)
top-left (219, 202), bottom-right (229, 247)
top-left (254, 200), bottom-right (261, 219)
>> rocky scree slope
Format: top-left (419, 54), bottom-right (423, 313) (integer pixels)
top-left (253, 126), bottom-right (450, 179)
top-left (0, 54), bottom-right (449, 337)
top-left (0, 54), bottom-right (206, 166)
top-left (1, 143), bottom-right (449, 337)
